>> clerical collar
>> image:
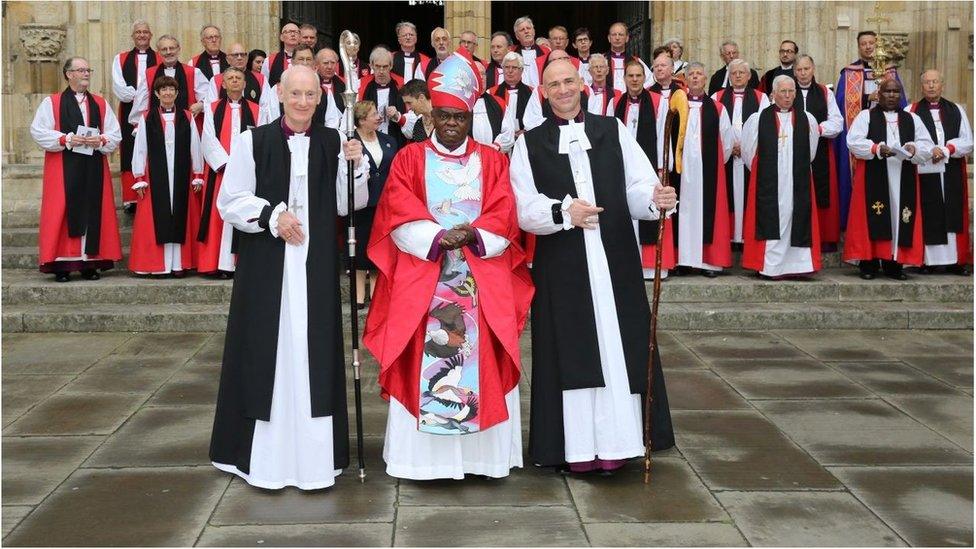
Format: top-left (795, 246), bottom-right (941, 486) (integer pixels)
top-left (522, 45), bottom-right (536, 51)
top-left (506, 84), bottom-right (520, 91)
top-left (580, 54), bottom-right (590, 62)
top-left (164, 63), bottom-right (178, 70)
top-left (628, 94), bottom-right (642, 104)
top-left (374, 82), bottom-right (390, 90)
top-left (137, 50), bottom-right (148, 54)
top-left (430, 133), bottom-right (470, 156)
top-left (777, 108), bottom-right (792, 113)
top-left (402, 51), bottom-right (415, 58)
top-left (161, 106), bottom-right (176, 113)
top-left (554, 110), bottom-right (585, 125)
top-left (688, 94), bottom-right (703, 101)
top-left (280, 118), bottom-right (311, 137)
top-left (209, 54), bottom-right (220, 60)
top-left (928, 102), bottom-right (941, 109)
top-left (781, 64), bottom-right (793, 70)
top-left (798, 84), bottom-right (811, 90)
top-left (732, 88), bottom-right (746, 95)
top-left (591, 85), bottom-right (605, 93)
top-left (610, 51), bottom-right (626, 58)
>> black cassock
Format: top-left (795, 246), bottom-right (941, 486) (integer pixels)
top-left (210, 121), bottom-right (349, 478)
top-left (521, 113), bottom-right (675, 467)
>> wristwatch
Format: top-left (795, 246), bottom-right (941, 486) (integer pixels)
top-left (551, 203), bottom-right (563, 225)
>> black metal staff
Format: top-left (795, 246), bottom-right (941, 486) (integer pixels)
top-left (644, 108), bottom-right (676, 485)
top-left (342, 88), bottom-right (366, 482)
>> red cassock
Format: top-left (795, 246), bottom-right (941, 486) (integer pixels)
top-left (197, 99), bottom-right (260, 274)
top-left (641, 220), bottom-right (677, 271)
top-left (363, 140), bottom-right (534, 431)
top-left (39, 93), bottom-right (122, 271)
top-left (129, 110), bottom-right (202, 273)
top-left (842, 156), bottom-right (925, 265)
top-left (700, 101), bottom-right (733, 268)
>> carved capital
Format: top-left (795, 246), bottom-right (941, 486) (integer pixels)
top-left (19, 24), bottom-right (67, 62)
top-left (878, 32), bottom-right (909, 65)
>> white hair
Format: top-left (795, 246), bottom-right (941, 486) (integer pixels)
top-left (686, 61), bottom-right (706, 73)
top-left (369, 46), bottom-right (392, 66)
top-left (796, 54), bottom-right (815, 66)
top-left (728, 58), bottom-right (750, 72)
top-left (514, 16), bottom-right (533, 33)
top-left (131, 20), bottom-right (150, 34)
top-left (431, 27), bottom-right (451, 41)
top-left (395, 21), bottom-right (417, 35)
top-left (502, 51), bottom-right (524, 68)
top-left (663, 37), bottom-right (682, 48)
top-left (771, 74), bottom-right (795, 92)
top-left (720, 40), bottom-right (739, 52)
top-left (156, 34), bottom-right (179, 48)
top-left (199, 24), bottom-right (220, 38)
top-left (588, 53), bottom-right (607, 64)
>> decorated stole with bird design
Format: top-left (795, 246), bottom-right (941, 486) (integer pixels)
top-left (418, 146), bottom-right (483, 435)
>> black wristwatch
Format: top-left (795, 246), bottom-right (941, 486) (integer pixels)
top-left (551, 203), bottom-right (563, 226)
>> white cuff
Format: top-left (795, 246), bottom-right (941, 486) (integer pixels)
top-left (649, 197), bottom-right (678, 219)
top-left (268, 201), bottom-right (287, 238)
top-left (131, 181), bottom-right (148, 191)
top-left (64, 132), bottom-right (75, 150)
top-left (560, 194), bottom-right (574, 231)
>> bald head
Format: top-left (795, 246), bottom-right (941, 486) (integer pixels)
top-left (316, 48), bottom-right (339, 79)
top-left (280, 64), bottom-right (320, 91)
top-left (542, 59), bottom-right (578, 85)
top-left (542, 59), bottom-right (583, 119)
top-left (227, 42), bottom-right (248, 69)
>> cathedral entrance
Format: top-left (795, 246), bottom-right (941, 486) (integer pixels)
top-left (281, 1), bottom-right (651, 59)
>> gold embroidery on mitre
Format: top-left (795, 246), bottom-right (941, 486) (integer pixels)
top-left (902, 207), bottom-right (912, 224)
top-left (872, 201), bottom-right (885, 215)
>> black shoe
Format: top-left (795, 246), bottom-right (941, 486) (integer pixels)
top-left (171, 270), bottom-right (187, 279)
top-left (884, 269), bottom-right (908, 281)
top-left (946, 264), bottom-right (971, 276)
top-left (54, 272), bottom-right (71, 283)
top-left (123, 203), bottom-right (136, 216)
top-left (701, 269), bottom-right (718, 278)
top-left (859, 271), bottom-right (875, 280)
top-left (80, 269), bottom-right (100, 281)
top-left (218, 271), bottom-right (234, 279)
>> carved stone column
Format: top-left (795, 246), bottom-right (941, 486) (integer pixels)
top-left (19, 24), bottom-right (66, 93)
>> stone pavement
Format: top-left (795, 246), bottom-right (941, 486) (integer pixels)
top-left (2, 329), bottom-right (973, 546)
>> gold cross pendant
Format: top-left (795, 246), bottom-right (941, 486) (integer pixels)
top-left (872, 201), bottom-right (885, 215)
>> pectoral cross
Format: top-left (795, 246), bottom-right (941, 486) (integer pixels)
top-left (778, 130), bottom-right (789, 148)
top-left (290, 193), bottom-right (303, 217)
top-left (872, 201), bottom-right (885, 215)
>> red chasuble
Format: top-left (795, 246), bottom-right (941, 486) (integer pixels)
top-left (39, 92), bottom-right (123, 271)
top-left (364, 140), bottom-right (533, 431)
top-left (197, 99), bottom-right (260, 274)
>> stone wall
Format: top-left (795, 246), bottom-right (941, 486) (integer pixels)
top-left (2, 1), bottom-right (280, 165)
top-left (652, 1), bottom-right (974, 113)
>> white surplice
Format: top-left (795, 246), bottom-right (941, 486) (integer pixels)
top-left (583, 85), bottom-right (615, 116)
top-left (519, 47), bottom-right (541, 88)
top-left (129, 65), bottom-right (210, 126)
top-left (846, 110), bottom-right (933, 262)
top-left (711, 89), bottom-right (771, 243)
top-left (131, 111), bottom-right (204, 274)
top-left (741, 108), bottom-right (823, 276)
top-left (212, 127), bottom-right (368, 489)
top-left (382, 135), bottom-right (520, 480)
top-left (511, 118), bottom-right (664, 464)
top-left (111, 50), bottom-right (150, 104)
top-left (30, 93), bottom-right (122, 262)
top-left (472, 96), bottom-right (516, 153)
top-left (201, 100), bottom-right (246, 272)
top-left (903, 103), bottom-right (973, 265)
top-left (677, 99), bottom-right (734, 270)
top-left (207, 75), bottom-right (274, 112)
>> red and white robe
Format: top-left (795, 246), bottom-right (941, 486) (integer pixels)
top-left (741, 107), bottom-right (822, 276)
top-left (112, 47), bottom-right (157, 205)
top-left (843, 108), bottom-right (934, 266)
top-left (199, 98), bottom-right (260, 274)
top-left (677, 95), bottom-right (734, 271)
top-left (130, 109), bottom-right (205, 274)
top-left (30, 89), bottom-right (123, 273)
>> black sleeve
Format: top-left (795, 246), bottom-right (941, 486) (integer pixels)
top-left (257, 204), bottom-right (273, 229)
top-left (551, 202), bottom-right (564, 226)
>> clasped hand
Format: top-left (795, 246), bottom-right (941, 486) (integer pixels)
top-left (438, 223), bottom-right (476, 250)
top-left (277, 210), bottom-right (305, 245)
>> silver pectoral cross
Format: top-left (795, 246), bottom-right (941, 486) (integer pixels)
top-left (289, 195), bottom-right (303, 217)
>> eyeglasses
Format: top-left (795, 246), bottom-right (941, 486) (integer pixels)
top-left (282, 29), bottom-right (299, 35)
top-left (432, 110), bottom-right (471, 123)
top-left (69, 68), bottom-right (95, 74)
top-left (228, 53), bottom-right (248, 57)
top-left (203, 35), bottom-right (221, 41)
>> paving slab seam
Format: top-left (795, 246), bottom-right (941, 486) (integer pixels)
top-left (833, 485), bottom-right (914, 547)
top-left (195, 476), bottom-right (235, 547)
top-left (2, 333), bottom-right (138, 427)
top-left (815, 361), bottom-right (974, 454)
top-left (560, 473), bottom-right (594, 546)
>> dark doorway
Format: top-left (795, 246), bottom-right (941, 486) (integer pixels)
top-left (282, 1), bottom-right (445, 58)
top-left (490, 1), bottom-right (650, 60)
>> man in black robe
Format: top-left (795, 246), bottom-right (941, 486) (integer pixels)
top-left (210, 65), bottom-right (369, 490)
top-left (511, 59), bottom-right (676, 475)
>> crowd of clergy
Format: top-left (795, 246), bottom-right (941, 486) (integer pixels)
top-left (28, 15), bottom-right (972, 490)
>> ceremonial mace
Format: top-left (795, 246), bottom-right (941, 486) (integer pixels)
top-left (644, 93), bottom-right (688, 484)
top-left (342, 88), bottom-right (367, 483)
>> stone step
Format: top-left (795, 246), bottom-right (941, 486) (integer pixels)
top-left (2, 227), bottom-right (133, 248)
top-left (3, 300), bottom-right (970, 333)
top-left (3, 267), bottom-right (971, 306)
